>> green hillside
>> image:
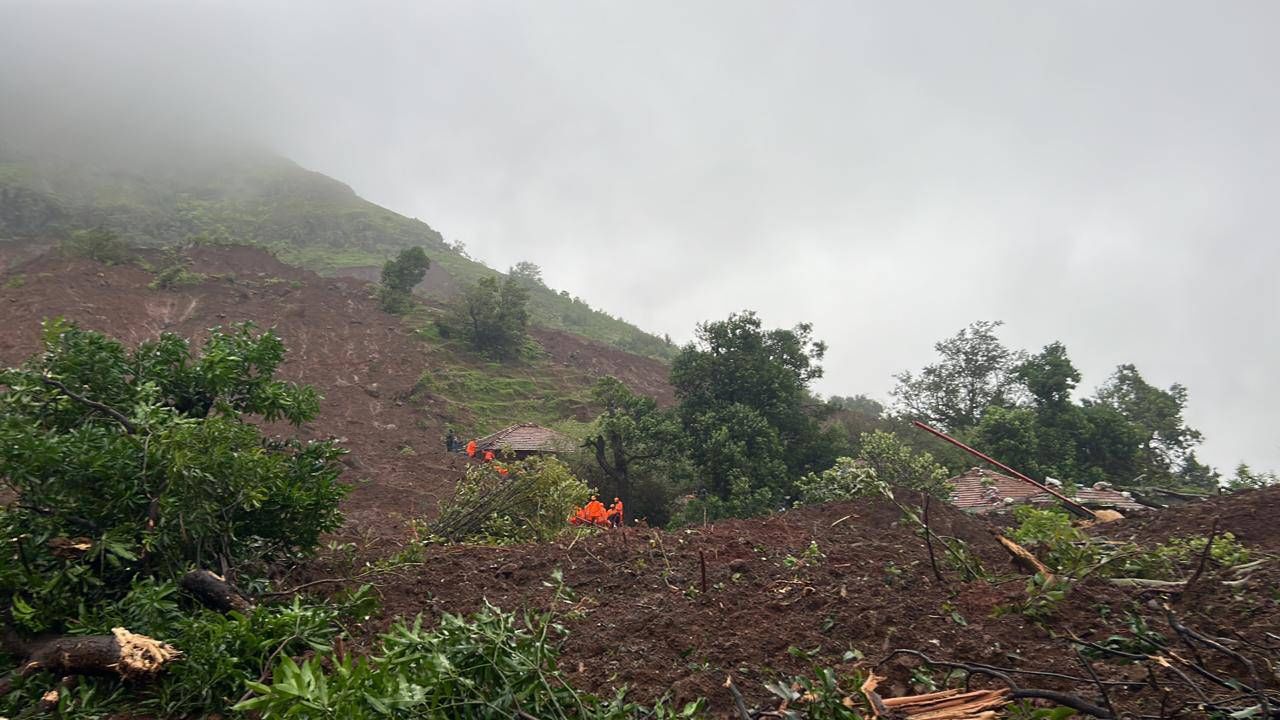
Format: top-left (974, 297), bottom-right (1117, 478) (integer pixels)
top-left (0, 146), bottom-right (674, 359)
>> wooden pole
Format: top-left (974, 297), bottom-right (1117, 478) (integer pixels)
top-left (912, 420), bottom-right (1096, 519)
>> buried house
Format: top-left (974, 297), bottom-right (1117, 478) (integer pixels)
top-left (473, 422), bottom-right (578, 460)
top-left (947, 467), bottom-right (1148, 514)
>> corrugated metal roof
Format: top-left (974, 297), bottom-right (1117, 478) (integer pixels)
top-left (948, 467), bottom-right (1146, 513)
top-left (474, 423), bottom-right (577, 454)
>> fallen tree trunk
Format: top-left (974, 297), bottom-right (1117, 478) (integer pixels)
top-left (181, 569), bottom-right (254, 613)
top-left (993, 533), bottom-right (1054, 578)
top-left (0, 628), bottom-right (181, 697)
top-left (1108, 577), bottom-right (1186, 590)
top-left (862, 673), bottom-right (1011, 719)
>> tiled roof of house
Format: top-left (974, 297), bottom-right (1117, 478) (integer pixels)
top-left (948, 467), bottom-right (1147, 513)
top-left (474, 423), bottom-right (577, 454)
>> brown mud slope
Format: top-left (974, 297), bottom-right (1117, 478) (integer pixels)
top-left (331, 266), bottom-right (675, 406)
top-left (0, 245), bottom-right (676, 539)
top-left (308, 492), bottom-right (1280, 715)
top-left (0, 245), bottom-right (453, 536)
top-left (530, 327), bottom-right (675, 406)
top-left (1103, 485), bottom-right (1280, 552)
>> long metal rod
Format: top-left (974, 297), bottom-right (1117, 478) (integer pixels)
top-left (912, 420), bottom-right (1096, 519)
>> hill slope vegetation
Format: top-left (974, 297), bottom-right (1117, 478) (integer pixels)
top-left (0, 143), bottom-right (674, 358)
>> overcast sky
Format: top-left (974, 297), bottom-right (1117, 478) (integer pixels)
top-left (3, 1), bottom-right (1277, 473)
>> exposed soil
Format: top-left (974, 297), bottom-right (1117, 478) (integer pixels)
top-left (530, 326), bottom-right (676, 407)
top-left (0, 244), bottom-right (672, 541)
top-left (1100, 485), bottom-right (1280, 553)
top-left (298, 490), bottom-right (1280, 716)
top-left (5, 243), bottom-right (1277, 719)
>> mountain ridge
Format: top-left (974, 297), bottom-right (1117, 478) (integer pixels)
top-left (0, 143), bottom-right (675, 359)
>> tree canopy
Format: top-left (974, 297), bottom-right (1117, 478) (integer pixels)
top-left (894, 322), bottom-right (1215, 490)
top-left (1095, 363), bottom-right (1203, 481)
top-left (448, 275), bottom-right (531, 359)
top-left (668, 311), bottom-right (840, 519)
top-left (581, 377), bottom-right (684, 520)
top-left (378, 246), bottom-right (430, 313)
top-left (892, 320), bottom-right (1025, 431)
top-left (509, 261), bottom-right (544, 286)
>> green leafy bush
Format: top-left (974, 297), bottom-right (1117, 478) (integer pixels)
top-left (445, 274), bottom-right (531, 359)
top-left (1122, 532), bottom-right (1251, 579)
top-left (0, 579), bottom-right (367, 718)
top-left (237, 576), bottom-right (699, 719)
top-left (764, 665), bottom-right (869, 719)
top-left (855, 430), bottom-right (951, 497)
top-left (61, 227), bottom-right (132, 264)
top-left (149, 249), bottom-right (206, 289)
top-left (1010, 506), bottom-right (1253, 583)
top-left (670, 312), bottom-right (834, 516)
top-left (995, 573), bottom-right (1069, 622)
top-left (431, 456), bottom-right (590, 543)
top-left (1008, 506), bottom-right (1103, 577)
top-left (0, 320), bottom-right (347, 632)
top-left (796, 458), bottom-right (888, 504)
top-left (669, 477), bottom-right (776, 526)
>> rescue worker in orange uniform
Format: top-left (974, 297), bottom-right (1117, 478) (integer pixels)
top-left (609, 498), bottom-right (624, 527)
top-left (585, 496), bottom-right (608, 526)
top-left (483, 450), bottom-right (495, 462)
top-left (465, 440), bottom-right (477, 458)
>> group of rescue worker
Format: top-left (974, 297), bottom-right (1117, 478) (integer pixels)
top-left (447, 431), bottom-right (509, 476)
top-left (569, 496), bottom-right (623, 528)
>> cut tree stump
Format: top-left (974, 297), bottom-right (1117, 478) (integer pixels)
top-left (3, 628), bottom-right (181, 692)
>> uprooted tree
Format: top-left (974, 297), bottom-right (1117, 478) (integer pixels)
top-left (0, 319), bottom-right (347, 699)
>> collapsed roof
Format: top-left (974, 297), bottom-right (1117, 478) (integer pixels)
top-left (948, 467), bottom-right (1147, 513)
top-left (474, 423), bottom-right (578, 455)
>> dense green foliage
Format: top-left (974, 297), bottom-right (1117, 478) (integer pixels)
top-left (0, 580), bottom-right (363, 718)
top-left (445, 275), bottom-right (532, 360)
top-left (1096, 364), bottom-right (1202, 473)
top-left (577, 377), bottom-right (687, 526)
top-left (0, 320), bottom-right (346, 632)
top-left (795, 432), bottom-right (948, 505)
top-left (855, 430), bottom-right (950, 496)
top-left (0, 321), bottom-right (356, 718)
top-left (1009, 506), bottom-right (1250, 581)
top-left (378, 246), bottom-right (430, 313)
top-left (795, 458), bottom-right (888, 504)
top-left (237, 578), bottom-right (704, 719)
top-left (147, 247), bottom-right (207, 289)
top-left (893, 321), bottom-right (1219, 489)
top-left (509, 260), bottom-right (544, 285)
top-left (668, 312), bottom-right (843, 521)
top-left (892, 320), bottom-right (1025, 431)
top-left (1225, 462), bottom-right (1278, 491)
